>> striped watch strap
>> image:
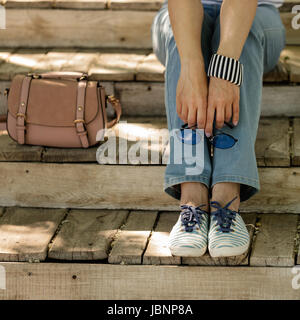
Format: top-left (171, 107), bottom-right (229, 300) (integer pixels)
top-left (207, 53), bottom-right (243, 87)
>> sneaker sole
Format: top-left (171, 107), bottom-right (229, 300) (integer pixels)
top-left (209, 243), bottom-right (250, 258)
top-left (169, 246), bottom-right (207, 257)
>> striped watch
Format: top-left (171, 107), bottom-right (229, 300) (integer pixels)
top-left (207, 53), bottom-right (243, 87)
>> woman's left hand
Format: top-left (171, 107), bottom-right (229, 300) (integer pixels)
top-left (205, 77), bottom-right (240, 137)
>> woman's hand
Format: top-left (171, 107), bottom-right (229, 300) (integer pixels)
top-left (176, 59), bottom-right (208, 128)
top-left (205, 77), bottom-right (240, 137)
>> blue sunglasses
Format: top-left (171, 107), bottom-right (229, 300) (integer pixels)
top-left (178, 121), bottom-right (238, 149)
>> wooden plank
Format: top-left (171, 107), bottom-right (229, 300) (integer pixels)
top-left (53, 0), bottom-right (107, 9)
top-left (0, 263), bottom-right (299, 299)
top-left (1, 163), bottom-right (300, 213)
top-left (109, 0), bottom-right (163, 10)
top-left (281, 12), bottom-right (300, 45)
top-left (115, 82), bottom-right (165, 116)
top-left (136, 53), bottom-right (165, 81)
top-left (89, 53), bottom-right (145, 81)
top-left (4, 0), bottom-right (53, 8)
top-left (0, 9), bottom-right (156, 48)
top-left (250, 214), bottom-right (298, 266)
top-left (143, 211), bottom-right (181, 265)
top-left (108, 210), bottom-right (158, 264)
top-left (42, 146), bottom-right (99, 163)
top-left (292, 118), bottom-right (300, 166)
top-left (0, 207), bottom-right (65, 262)
top-left (281, 46), bottom-right (300, 83)
top-left (255, 118), bottom-right (290, 167)
top-left (183, 213), bottom-right (257, 266)
top-left (0, 81), bottom-right (10, 115)
top-left (48, 209), bottom-right (128, 260)
top-left (115, 82), bottom-right (300, 117)
top-left (263, 59), bottom-right (289, 82)
top-left (0, 133), bottom-right (43, 162)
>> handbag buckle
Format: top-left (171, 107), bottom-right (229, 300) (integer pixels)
top-left (74, 119), bottom-right (85, 124)
top-left (16, 113), bottom-right (26, 121)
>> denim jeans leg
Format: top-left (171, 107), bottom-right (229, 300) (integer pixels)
top-left (210, 5), bottom-right (286, 202)
top-left (152, 6), bottom-right (215, 201)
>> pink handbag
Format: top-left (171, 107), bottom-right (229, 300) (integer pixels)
top-left (6, 71), bottom-right (121, 148)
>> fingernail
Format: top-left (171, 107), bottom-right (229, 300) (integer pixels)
top-left (205, 132), bottom-right (211, 138)
top-left (233, 120), bottom-right (238, 126)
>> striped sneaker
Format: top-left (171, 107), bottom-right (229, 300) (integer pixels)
top-left (168, 204), bottom-right (209, 257)
top-left (208, 196), bottom-right (250, 258)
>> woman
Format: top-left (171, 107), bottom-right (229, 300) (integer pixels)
top-left (151, 0), bottom-right (285, 258)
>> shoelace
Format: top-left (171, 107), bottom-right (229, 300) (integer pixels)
top-left (180, 204), bottom-right (207, 232)
top-left (210, 196), bottom-right (238, 233)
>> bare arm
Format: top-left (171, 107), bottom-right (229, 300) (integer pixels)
top-left (205, 0), bottom-right (258, 136)
top-left (168, 0), bottom-right (208, 128)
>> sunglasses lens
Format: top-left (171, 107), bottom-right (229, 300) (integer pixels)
top-left (176, 129), bottom-right (202, 145)
top-left (212, 134), bottom-right (236, 149)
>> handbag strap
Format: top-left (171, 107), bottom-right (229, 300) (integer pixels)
top-left (74, 79), bottom-right (89, 148)
top-left (106, 95), bottom-right (122, 129)
top-left (16, 76), bottom-right (32, 144)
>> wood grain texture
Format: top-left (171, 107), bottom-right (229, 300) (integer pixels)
top-left (293, 118), bottom-right (300, 166)
top-left (0, 263), bottom-right (299, 299)
top-left (183, 213), bottom-right (257, 266)
top-left (143, 211), bottom-right (181, 265)
top-left (136, 53), bottom-right (165, 81)
top-left (116, 83), bottom-right (300, 117)
top-left (250, 214), bottom-right (298, 266)
top-left (0, 207), bottom-right (65, 262)
top-left (109, 0), bottom-right (164, 10)
top-left (115, 82), bottom-right (165, 116)
top-left (255, 118), bottom-right (290, 167)
top-left (281, 12), bottom-right (300, 45)
top-left (281, 46), bottom-right (300, 82)
top-left (0, 133), bottom-right (43, 162)
top-left (89, 53), bottom-right (145, 81)
top-left (1, 163), bottom-right (300, 213)
top-left (48, 209), bottom-right (128, 260)
top-left (108, 210), bottom-right (158, 264)
top-left (0, 9), bottom-right (156, 49)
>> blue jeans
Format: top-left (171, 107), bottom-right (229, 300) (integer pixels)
top-left (151, 2), bottom-right (286, 202)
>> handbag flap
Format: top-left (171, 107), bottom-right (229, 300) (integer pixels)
top-left (8, 75), bottom-right (100, 127)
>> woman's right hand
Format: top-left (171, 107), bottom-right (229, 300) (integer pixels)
top-left (176, 59), bottom-right (208, 129)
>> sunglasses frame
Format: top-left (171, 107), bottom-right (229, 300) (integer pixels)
top-left (180, 121), bottom-right (238, 149)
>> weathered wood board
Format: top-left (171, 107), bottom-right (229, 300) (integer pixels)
top-left (109, 0), bottom-right (164, 10)
top-left (0, 133), bottom-right (43, 162)
top-left (250, 214), bottom-right (298, 266)
top-left (0, 162), bottom-right (299, 212)
top-left (292, 118), bottom-right (300, 166)
top-left (0, 263), bottom-right (299, 299)
top-left (115, 83), bottom-right (300, 117)
top-left (0, 207), bottom-right (65, 262)
top-left (255, 118), bottom-right (290, 166)
top-left (108, 210), bottom-right (158, 264)
top-left (48, 209), bottom-right (128, 260)
top-left (89, 53), bottom-right (145, 81)
top-left (143, 211), bottom-right (181, 265)
top-left (281, 46), bottom-right (300, 83)
top-left (0, 9), bottom-right (156, 48)
top-left (182, 213), bottom-right (257, 266)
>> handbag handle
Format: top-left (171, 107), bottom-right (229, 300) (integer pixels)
top-left (28, 71), bottom-right (88, 80)
top-left (106, 95), bottom-right (122, 128)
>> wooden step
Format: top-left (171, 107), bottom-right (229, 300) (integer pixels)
top-left (0, 207), bottom-right (298, 267)
top-left (0, 117), bottom-right (293, 166)
top-left (0, 0), bottom-right (299, 49)
top-left (0, 262), bottom-right (299, 299)
top-left (0, 116), bottom-right (297, 212)
top-left (0, 206), bottom-right (299, 300)
top-left (0, 48), bottom-right (299, 117)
